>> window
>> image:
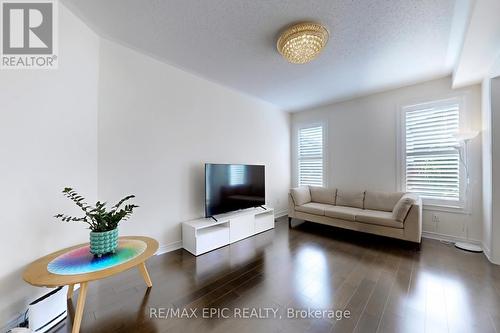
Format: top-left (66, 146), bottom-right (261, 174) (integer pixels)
top-left (298, 125), bottom-right (324, 186)
top-left (402, 98), bottom-right (461, 205)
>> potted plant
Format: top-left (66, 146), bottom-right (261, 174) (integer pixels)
top-left (55, 187), bottom-right (138, 257)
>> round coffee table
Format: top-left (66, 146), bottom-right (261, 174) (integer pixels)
top-left (23, 236), bottom-right (158, 333)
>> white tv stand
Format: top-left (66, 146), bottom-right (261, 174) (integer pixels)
top-left (182, 206), bottom-right (275, 256)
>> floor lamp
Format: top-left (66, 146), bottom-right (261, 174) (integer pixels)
top-left (453, 130), bottom-right (482, 253)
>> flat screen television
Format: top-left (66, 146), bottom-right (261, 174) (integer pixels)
top-left (205, 163), bottom-right (265, 217)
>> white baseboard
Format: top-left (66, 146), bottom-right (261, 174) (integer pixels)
top-left (483, 242), bottom-right (492, 260)
top-left (1, 313), bottom-right (25, 333)
top-left (421, 230), bottom-right (481, 245)
top-left (422, 232), bottom-right (500, 265)
top-left (156, 240), bottom-right (182, 255)
top-left (482, 243), bottom-right (500, 265)
top-left (421, 231), bottom-right (500, 265)
top-left (274, 209), bottom-right (288, 218)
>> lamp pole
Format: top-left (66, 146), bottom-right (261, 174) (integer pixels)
top-left (453, 131), bottom-right (482, 253)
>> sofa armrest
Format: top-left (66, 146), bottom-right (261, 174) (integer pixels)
top-left (403, 195), bottom-right (422, 243)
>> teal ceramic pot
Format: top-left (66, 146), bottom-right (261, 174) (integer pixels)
top-left (90, 228), bottom-right (118, 257)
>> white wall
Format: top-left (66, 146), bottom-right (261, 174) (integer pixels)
top-left (491, 77), bottom-right (500, 263)
top-left (0, 5), bottom-right (99, 325)
top-left (492, 57), bottom-right (500, 78)
top-left (452, 0), bottom-right (500, 88)
top-left (482, 78), bottom-right (493, 258)
top-left (97, 39), bottom-right (290, 251)
top-left (480, 50), bottom-right (500, 264)
top-left (291, 77), bottom-right (482, 242)
top-left (482, 74), bottom-right (500, 264)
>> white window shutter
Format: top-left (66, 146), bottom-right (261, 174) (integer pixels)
top-left (404, 102), bottom-right (460, 200)
top-left (229, 164), bottom-right (245, 185)
top-left (298, 126), bottom-right (324, 186)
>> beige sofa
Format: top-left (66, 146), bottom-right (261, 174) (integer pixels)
top-left (288, 186), bottom-right (422, 246)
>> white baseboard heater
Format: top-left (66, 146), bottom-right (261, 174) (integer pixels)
top-left (28, 286), bottom-right (67, 332)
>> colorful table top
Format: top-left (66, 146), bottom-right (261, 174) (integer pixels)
top-left (23, 236), bottom-right (159, 287)
top-left (47, 239), bottom-right (147, 275)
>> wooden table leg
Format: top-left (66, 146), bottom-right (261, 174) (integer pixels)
top-left (67, 284), bottom-right (75, 299)
top-left (72, 282), bottom-right (88, 333)
top-left (138, 262), bottom-right (152, 288)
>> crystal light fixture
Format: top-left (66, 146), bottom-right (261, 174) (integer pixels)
top-left (277, 22), bottom-right (329, 64)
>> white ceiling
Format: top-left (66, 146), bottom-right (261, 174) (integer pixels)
top-left (62, 0), bottom-right (464, 111)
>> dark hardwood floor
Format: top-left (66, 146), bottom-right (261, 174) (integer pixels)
top-left (51, 216), bottom-right (500, 333)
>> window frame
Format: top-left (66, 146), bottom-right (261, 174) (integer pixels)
top-left (294, 122), bottom-right (327, 188)
top-left (398, 96), bottom-right (468, 212)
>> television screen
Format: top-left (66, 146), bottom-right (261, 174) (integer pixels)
top-left (205, 164), bottom-right (265, 217)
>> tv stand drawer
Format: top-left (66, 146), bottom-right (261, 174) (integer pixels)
top-left (196, 225), bottom-right (230, 255)
top-left (255, 211), bottom-right (274, 233)
top-left (230, 214), bottom-right (254, 243)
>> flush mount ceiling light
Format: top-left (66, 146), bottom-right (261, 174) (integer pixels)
top-left (277, 22), bottom-right (329, 64)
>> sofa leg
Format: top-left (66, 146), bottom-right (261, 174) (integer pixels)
top-left (288, 217), bottom-right (292, 228)
top-left (415, 242), bottom-right (421, 251)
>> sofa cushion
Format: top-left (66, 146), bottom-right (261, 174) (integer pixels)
top-left (336, 190), bottom-right (365, 209)
top-left (310, 186), bottom-right (336, 205)
top-left (290, 186), bottom-right (311, 206)
top-left (356, 210), bottom-right (404, 229)
top-left (364, 191), bottom-right (404, 212)
top-left (392, 194), bottom-right (417, 222)
top-left (295, 202), bottom-right (330, 216)
top-left (324, 206), bottom-right (362, 221)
